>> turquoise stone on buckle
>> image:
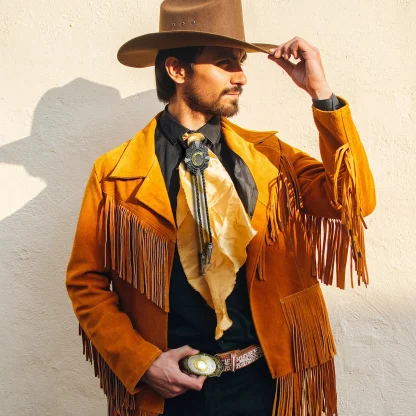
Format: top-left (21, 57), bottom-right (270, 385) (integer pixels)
top-left (179, 353), bottom-right (224, 377)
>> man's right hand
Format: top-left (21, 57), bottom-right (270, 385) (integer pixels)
top-left (141, 345), bottom-right (207, 398)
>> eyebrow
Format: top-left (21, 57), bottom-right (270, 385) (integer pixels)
top-left (215, 50), bottom-right (247, 63)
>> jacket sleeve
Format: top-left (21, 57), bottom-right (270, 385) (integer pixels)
top-left (278, 97), bottom-right (376, 287)
top-left (281, 97), bottom-right (376, 219)
top-left (66, 164), bottom-right (162, 395)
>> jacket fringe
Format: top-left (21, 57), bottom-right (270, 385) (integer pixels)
top-left (80, 325), bottom-right (136, 416)
top-left (331, 142), bottom-right (368, 286)
top-left (257, 245), bottom-right (267, 281)
top-left (265, 145), bottom-right (368, 288)
top-left (280, 284), bottom-right (336, 372)
top-left (266, 155), bottom-right (303, 247)
top-left (104, 195), bottom-right (169, 311)
top-left (276, 284), bottom-right (337, 415)
top-left (272, 359), bottom-right (338, 416)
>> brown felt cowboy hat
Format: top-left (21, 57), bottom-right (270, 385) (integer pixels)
top-left (117, 0), bottom-right (277, 68)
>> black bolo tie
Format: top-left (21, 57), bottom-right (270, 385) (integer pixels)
top-left (182, 132), bottom-right (213, 275)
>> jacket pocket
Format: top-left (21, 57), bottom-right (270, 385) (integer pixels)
top-left (280, 283), bottom-right (336, 372)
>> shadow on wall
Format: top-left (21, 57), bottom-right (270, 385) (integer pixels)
top-left (0, 78), bottom-right (163, 414)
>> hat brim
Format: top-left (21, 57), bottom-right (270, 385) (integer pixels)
top-left (117, 31), bottom-right (277, 68)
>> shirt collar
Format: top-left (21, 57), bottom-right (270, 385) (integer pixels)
top-left (158, 106), bottom-right (221, 147)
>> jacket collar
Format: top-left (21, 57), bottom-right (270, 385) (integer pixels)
top-left (221, 117), bottom-right (279, 207)
top-left (108, 113), bottom-right (279, 227)
top-left (109, 112), bottom-right (176, 227)
top-left (110, 113), bottom-right (162, 180)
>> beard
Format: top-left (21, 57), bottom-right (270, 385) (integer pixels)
top-left (183, 81), bottom-right (243, 118)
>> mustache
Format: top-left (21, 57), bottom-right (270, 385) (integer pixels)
top-left (222, 86), bottom-right (243, 96)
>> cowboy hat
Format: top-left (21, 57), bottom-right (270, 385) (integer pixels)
top-left (117, 0), bottom-right (276, 68)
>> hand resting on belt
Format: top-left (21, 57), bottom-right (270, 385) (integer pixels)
top-left (141, 345), bottom-right (207, 398)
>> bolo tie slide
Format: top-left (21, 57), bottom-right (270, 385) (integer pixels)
top-left (182, 132), bottom-right (213, 275)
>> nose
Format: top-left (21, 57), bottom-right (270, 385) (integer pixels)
top-left (231, 66), bottom-right (247, 86)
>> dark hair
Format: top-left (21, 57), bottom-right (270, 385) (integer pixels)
top-left (155, 46), bottom-right (204, 103)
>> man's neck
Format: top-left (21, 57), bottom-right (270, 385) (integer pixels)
top-left (166, 99), bottom-right (213, 131)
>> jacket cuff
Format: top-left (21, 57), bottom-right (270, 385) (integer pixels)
top-left (126, 340), bottom-right (163, 394)
top-left (311, 96), bottom-right (352, 149)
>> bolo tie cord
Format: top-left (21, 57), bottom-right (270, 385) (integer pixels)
top-left (182, 132), bottom-right (213, 275)
top-left (200, 172), bottom-right (213, 264)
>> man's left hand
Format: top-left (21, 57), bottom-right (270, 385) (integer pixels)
top-left (268, 37), bottom-right (332, 100)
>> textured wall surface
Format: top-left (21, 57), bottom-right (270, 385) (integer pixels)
top-left (1, 1), bottom-right (415, 415)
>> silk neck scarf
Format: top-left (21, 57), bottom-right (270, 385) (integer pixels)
top-left (176, 133), bottom-right (257, 340)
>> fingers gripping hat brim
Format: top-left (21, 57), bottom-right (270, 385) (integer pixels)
top-left (117, 31), bottom-right (277, 68)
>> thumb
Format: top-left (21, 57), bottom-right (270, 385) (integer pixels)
top-left (173, 345), bottom-right (199, 360)
top-left (268, 55), bottom-right (294, 76)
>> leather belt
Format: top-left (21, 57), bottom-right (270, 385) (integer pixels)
top-left (216, 344), bottom-right (264, 373)
top-left (180, 345), bottom-right (263, 377)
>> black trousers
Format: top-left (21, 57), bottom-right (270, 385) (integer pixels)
top-left (162, 357), bottom-right (276, 416)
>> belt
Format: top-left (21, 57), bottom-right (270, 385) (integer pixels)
top-left (180, 345), bottom-right (264, 377)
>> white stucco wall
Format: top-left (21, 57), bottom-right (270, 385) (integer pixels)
top-left (1, 1), bottom-right (415, 415)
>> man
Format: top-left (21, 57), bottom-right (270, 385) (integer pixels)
top-left (66, 0), bottom-right (376, 415)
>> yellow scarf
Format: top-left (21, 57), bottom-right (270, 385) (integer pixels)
top-left (176, 144), bottom-right (257, 340)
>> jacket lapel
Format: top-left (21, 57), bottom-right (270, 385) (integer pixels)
top-left (221, 118), bottom-right (278, 206)
top-left (109, 113), bottom-right (176, 228)
top-left (221, 118), bottom-right (279, 287)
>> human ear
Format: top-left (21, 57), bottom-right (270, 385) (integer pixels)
top-left (165, 57), bottom-right (186, 85)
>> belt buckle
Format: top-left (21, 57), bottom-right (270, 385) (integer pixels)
top-left (180, 353), bottom-right (224, 378)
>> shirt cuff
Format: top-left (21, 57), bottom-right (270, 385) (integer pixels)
top-left (312, 93), bottom-right (343, 111)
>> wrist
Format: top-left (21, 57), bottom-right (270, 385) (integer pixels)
top-left (309, 86), bottom-right (333, 100)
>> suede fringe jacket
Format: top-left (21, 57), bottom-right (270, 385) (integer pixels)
top-left (66, 98), bottom-right (376, 416)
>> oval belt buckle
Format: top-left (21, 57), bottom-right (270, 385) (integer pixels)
top-left (180, 353), bottom-right (224, 377)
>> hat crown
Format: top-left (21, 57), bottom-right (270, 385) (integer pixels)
top-left (159, 0), bottom-right (246, 41)
top-left (117, 0), bottom-right (276, 68)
